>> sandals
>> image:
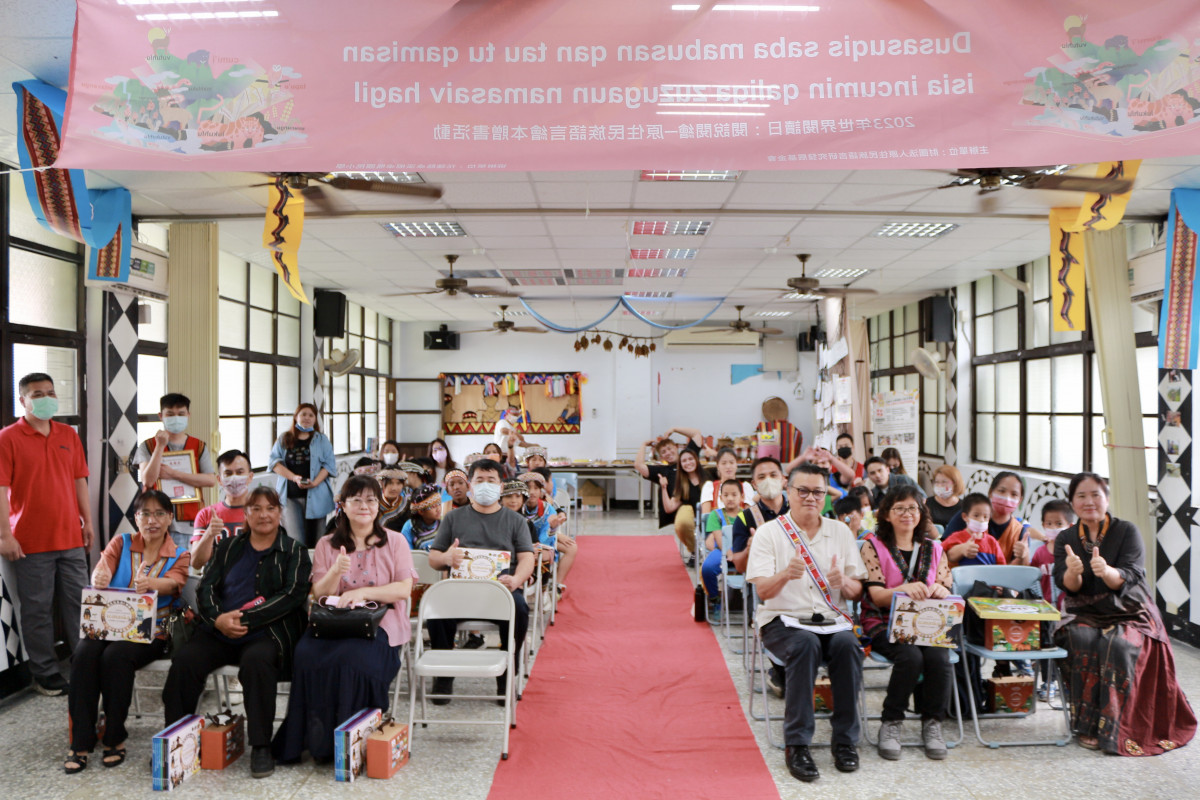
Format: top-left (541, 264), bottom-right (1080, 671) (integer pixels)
top-left (102, 745), bottom-right (127, 768)
top-left (1078, 735), bottom-right (1101, 750)
top-left (64, 752), bottom-right (88, 775)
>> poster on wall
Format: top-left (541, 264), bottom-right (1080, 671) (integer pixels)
top-left (872, 389), bottom-right (919, 473)
top-left (834, 376), bottom-right (853, 424)
top-left (441, 372), bottom-right (582, 435)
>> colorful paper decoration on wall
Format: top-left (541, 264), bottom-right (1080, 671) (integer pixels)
top-left (1160, 189), bottom-right (1200, 370)
top-left (262, 176), bottom-right (310, 304)
top-left (1049, 160), bottom-right (1141, 332)
top-left (440, 372), bottom-right (583, 435)
top-left (13, 80), bottom-right (131, 283)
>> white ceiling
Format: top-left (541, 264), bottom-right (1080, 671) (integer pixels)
top-left (2, 2), bottom-right (1198, 328)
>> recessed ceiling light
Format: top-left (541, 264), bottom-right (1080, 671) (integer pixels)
top-left (871, 221), bottom-right (959, 239)
top-left (632, 220), bottom-right (712, 236)
top-left (626, 267), bottom-right (689, 278)
top-left (624, 291), bottom-right (674, 298)
top-left (629, 249), bottom-right (698, 260)
top-left (621, 308), bottom-right (665, 317)
top-left (639, 170), bottom-right (739, 181)
top-left (782, 291), bottom-right (821, 301)
top-left (494, 309), bottom-right (530, 317)
top-left (438, 269), bottom-right (500, 279)
top-left (501, 269), bottom-right (565, 286)
top-left (382, 221), bottom-right (466, 238)
top-left (814, 267), bottom-right (870, 279)
top-left (564, 269), bottom-right (624, 285)
top-left (754, 310), bottom-right (793, 318)
top-left (332, 171), bottom-right (425, 183)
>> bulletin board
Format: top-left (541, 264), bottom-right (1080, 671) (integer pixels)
top-left (440, 372), bottom-right (583, 435)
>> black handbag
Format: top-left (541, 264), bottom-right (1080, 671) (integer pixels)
top-left (308, 597), bottom-right (389, 640)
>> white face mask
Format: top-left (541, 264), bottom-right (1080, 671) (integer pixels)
top-left (965, 517), bottom-right (989, 535)
top-left (222, 475), bottom-right (251, 497)
top-left (163, 415), bottom-right (189, 434)
top-left (933, 485), bottom-right (954, 499)
top-left (382, 452), bottom-right (399, 466)
top-left (1042, 526), bottom-right (1067, 541)
top-left (472, 482), bottom-right (501, 506)
top-left (432, 448), bottom-right (447, 464)
top-left (756, 477), bottom-right (783, 500)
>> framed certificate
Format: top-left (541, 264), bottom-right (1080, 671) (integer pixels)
top-left (160, 450), bottom-right (200, 504)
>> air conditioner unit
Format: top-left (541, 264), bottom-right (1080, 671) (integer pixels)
top-left (664, 327), bottom-right (760, 349)
top-left (85, 244), bottom-right (169, 300)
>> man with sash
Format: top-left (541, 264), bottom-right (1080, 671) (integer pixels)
top-left (134, 393), bottom-right (217, 549)
top-left (746, 463), bottom-right (867, 783)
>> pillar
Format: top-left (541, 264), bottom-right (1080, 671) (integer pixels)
top-left (1083, 226), bottom-right (1154, 577)
top-left (166, 222), bottom-right (219, 506)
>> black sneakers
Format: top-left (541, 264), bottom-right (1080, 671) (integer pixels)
top-left (33, 673), bottom-right (69, 696)
top-left (430, 677), bottom-right (454, 705)
top-left (250, 746), bottom-right (274, 778)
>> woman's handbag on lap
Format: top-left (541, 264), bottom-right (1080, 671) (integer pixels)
top-left (309, 597), bottom-right (389, 640)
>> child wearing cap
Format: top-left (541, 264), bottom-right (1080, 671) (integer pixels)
top-left (441, 468), bottom-right (470, 516)
top-left (398, 485), bottom-right (444, 551)
top-left (377, 468), bottom-right (410, 528)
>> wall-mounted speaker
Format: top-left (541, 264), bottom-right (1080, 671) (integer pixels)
top-left (314, 290), bottom-right (347, 338)
top-left (424, 324), bottom-right (459, 351)
top-left (928, 295), bottom-right (955, 342)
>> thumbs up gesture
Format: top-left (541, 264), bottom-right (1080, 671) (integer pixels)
top-left (827, 553), bottom-right (843, 592)
top-left (450, 538), bottom-right (465, 568)
top-left (92, 560), bottom-right (112, 589)
top-left (334, 545), bottom-right (351, 575)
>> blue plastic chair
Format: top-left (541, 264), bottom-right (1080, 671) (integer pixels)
top-left (950, 565), bottom-right (1072, 748)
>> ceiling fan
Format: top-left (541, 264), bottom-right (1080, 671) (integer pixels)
top-left (744, 254), bottom-right (878, 300)
top-left (385, 254), bottom-right (521, 299)
top-left (460, 305), bottom-right (548, 335)
top-left (857, 165), bottom-right (1133, 209)
top-left (250, 172), bottom-right (443, 214)
top-left (687, 304), bottom-right (784, 336)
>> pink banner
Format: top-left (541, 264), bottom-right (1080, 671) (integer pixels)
top-left (57, 1), bottom-right (1200, 172)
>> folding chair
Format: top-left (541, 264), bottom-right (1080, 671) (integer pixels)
top-left (409, 579), bottom-right (517, 760)
top-left (716, 524), bottom-right (750, 653)
top-left (132, 660), bottom-right (223, 719)
top-left (951, 564), bottom-right (1072, 748)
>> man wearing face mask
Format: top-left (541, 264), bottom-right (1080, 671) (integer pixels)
top-left (191, 450), bottom-right (254, 570)
top-left (729, 457), bottom-right (790, 575)
top-left (135, 393), bottom-right (217, 549)
top-left (0, 373), bottom-right (94, 696)
top-left (426, 458), bottom-right (535, 703)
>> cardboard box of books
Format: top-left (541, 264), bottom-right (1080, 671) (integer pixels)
top-left (200, 713), bottom-right (244, 770)
top-left (888, 594), bottom-right (965, 648)
top-left (968, 597), bottom-right (1058, 652)
top-left (813, 676), bottom-right (833, 713)
top-left (334, 708), bottom-right (383, 782)
top-left (151, 714), bottom-right (204, 791)
top-left (987, 675), bottom-right (1035, 713)
top-left (450, 548), bottom-right (511, 580)
top-left (80, 587), bottom-right (157, 644)
top-left (366, 720), bottom-right (410, 779)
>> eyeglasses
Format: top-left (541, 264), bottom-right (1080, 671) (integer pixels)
top-left (344, 496), bottom-right (380, 508)
top-left (246, 505), bottom-right (280, 514)
top-left (135, 510), bottom-right (171, 520)
top-left (891, 506), bottom-right (922, 517)
top-left (787, 486), bottom-right (825, 499)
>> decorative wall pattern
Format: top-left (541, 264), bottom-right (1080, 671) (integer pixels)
top-left (1156, 368), bottom-right (1197, 645)
top-left (944, 337), bottom-right (958, 467)
top-left (103, 293), bottom-right (141, 542)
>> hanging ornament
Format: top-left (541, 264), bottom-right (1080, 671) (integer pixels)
top-left (581, 337), bottom-right (590, 350)
top-left (619, 336), bottom-right (629, 349)
top-left (591, 333), bottom-right (601, 344)
top-left (603, 338), bottom-right (613, 351)
top-left (650, 342), bottom-right (657, 352)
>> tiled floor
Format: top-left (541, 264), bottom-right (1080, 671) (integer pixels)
top-left (2, 509), bottom-right (1197, 799)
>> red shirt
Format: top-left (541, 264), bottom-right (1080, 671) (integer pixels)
top-left (192, 501), bottom-right (247, 547)
top-left (0, 418), bottom-right (89, 554)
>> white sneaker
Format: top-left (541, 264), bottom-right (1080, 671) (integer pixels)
top-left (922, 718), bottom-right (947, 760)
top-left (877, 720), bottom-right (903, 760)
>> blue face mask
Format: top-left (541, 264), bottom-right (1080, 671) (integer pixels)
top-left (295, 424), bottom-right (314, 432)
top-left (163, 415), bottom-right (188, 434)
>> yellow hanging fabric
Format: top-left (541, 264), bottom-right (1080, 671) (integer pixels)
top-left (262, 177), bottom-right (310, 304)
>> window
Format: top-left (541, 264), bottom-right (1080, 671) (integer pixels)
top-left (322, 302), bottom-right (391, 456)
top-left (1, 169), bottom-right (87, 432)
top-left (969, 257), bottom-right (1158, 480)
top-left (867, 298), bottom-right (949, 457)
top-left (217, 255), bottom-right (303, 469)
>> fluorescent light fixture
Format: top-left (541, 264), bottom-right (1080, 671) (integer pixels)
top-left (137, 10), bottom-right (277, 20)
top-left (640, 170), bottom-right (739, 181)
top-left (383, 221), bottom-right (465, 238)
top-left (782, 291), bottom-right (820, 301)
top-left (621, 308), bottom-right (665, 317)
top-left (814, 267), bottom-right (870, 279)
top-left (632, 220), bottom-right (711, 236)
top-left (871, 221), bottom-right (959, 239)
top-left (626, 267), bottom-right (689, 278)
top-left (501, 269), bottom-right (565, 286)
top-left (672, 4), bottom-right (821, 10)
top-left (494, 309), bottom-right (530, 317)
top-left (564, 269), bottom-right (624, 285)
top-left (754, 310), bottom-right (794, 318)
top-left (629, 249), bottom-right (698, 260)
top-left (332, 171), bottom-right (425, 183)
top-left (624, 291), bottom-right (674, 299)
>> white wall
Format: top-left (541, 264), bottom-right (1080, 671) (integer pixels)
top-left (393, 321), bottom-right (818, 501)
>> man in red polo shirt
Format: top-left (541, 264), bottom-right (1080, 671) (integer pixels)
top-left (0, 372), bottom-right (94, 696)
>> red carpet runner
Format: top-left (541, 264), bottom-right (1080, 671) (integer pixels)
top-left (487, 535), bottom-right (780, 799)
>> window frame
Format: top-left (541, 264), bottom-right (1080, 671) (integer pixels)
top-left (867, 297), bottom-right (949, 458)
top-left (322, 303), bottom-right (391, 456)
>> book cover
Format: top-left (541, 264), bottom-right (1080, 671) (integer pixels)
top-left (450, 548), bottom-right (511, 580)
top-left (334, 708), bottom-right (383, 782)
top-left (887, 594), bottom-right (964, 648)
top-left (968, 596), bottom-right (1060, 620)
top-left (151, 714), bottom-right (204, 791)
top-left (80, 586), bottom-right (157, 644)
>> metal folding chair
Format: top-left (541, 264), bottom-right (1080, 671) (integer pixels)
top-left (951, 564), bottom-right (1072, 748)
top-left (862, 648), bottom-right (965, 748)
top-left (409, 579), bottom-right (517, 760)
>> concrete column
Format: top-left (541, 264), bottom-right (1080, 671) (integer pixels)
top-left (166, 222), bottom-right (219, 506)
top-left (1083, 226), bottom-right (1154, 575)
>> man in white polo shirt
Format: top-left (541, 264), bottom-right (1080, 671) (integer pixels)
top-left (746, 462), bottom-right (866, 784)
